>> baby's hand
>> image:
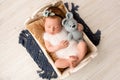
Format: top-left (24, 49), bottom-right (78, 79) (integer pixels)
top-left (77, 23), bottom-right (84, 31)
top-left (59, 40), bottom-right (69, 49)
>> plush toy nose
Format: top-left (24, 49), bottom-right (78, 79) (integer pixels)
top-left (72, 25), bottom-right (75, 28)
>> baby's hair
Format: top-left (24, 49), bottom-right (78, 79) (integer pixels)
top-left (43, 7), bottom-right (65, 27)
top-left (46, 6), bottom-right (65, 19)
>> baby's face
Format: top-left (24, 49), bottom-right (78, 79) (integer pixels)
top-left (45, 17), bottom-right (62, 35)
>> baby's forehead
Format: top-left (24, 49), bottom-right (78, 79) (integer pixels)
top-left (45, 17), bottom-right (62, 23)
top-left (45, 16), bottom-right (61, 20)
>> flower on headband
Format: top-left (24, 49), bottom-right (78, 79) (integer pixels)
top-left (43, 10), bottom-right (55, 17)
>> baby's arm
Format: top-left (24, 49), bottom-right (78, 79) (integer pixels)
top-left (44, 40), bottom-right (69, 53)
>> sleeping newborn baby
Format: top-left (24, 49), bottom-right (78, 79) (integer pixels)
top-left (43, 7), bottom-right (87, 69)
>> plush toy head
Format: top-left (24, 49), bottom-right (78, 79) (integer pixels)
top-left (62, 12), bottom-right (78, 32)
top-left (62, 12), bottom-right (83, 42)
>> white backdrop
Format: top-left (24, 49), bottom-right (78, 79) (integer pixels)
top-left (0, 0), bottom-right (120, 80)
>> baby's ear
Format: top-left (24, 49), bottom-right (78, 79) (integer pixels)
top-left (66, 12), bottom-right (73, 19)
top-left (62, 19), bottom-right (67, 26)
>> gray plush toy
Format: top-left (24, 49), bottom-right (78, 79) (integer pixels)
top-left (62, 12), bottom-right (83, 42)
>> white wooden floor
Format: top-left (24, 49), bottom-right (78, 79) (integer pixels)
top-left (0, 0), bottom-right (120, 80)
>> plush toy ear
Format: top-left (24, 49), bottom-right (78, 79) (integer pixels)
top-left (66, 12), bottom-right (73, 19)
top-left (62, 19), bottom-right (67, 26)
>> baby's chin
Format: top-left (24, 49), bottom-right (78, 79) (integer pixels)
top-left (49, 31), bottom-right (61, 35)
top-left (49, 32), bottom-right (56, 35)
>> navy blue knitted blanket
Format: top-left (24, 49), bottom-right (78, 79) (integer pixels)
top-left (19, 30), bottom-right (57, 80)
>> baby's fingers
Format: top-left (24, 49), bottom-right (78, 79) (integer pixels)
top-left (64, 40), bottom-right (69, 44)
top-left (64, 40), bottom-right (69, 46)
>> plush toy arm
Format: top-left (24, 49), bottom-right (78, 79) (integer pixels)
top-left (73, 31), bottom-right (83, 42)
top-left (68, 33), bottom-right (73, 41)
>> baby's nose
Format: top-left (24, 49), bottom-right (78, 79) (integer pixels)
top-left (51, 27), bottom-right (55, 31)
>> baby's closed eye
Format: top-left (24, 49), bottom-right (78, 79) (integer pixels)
top-left (55, 26), bottom-right (59, 28)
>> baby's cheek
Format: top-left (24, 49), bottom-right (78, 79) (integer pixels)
top-left (56, 28), bottom-right (62, 32)
top-left (46, 29), bottom-right (51, 34)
